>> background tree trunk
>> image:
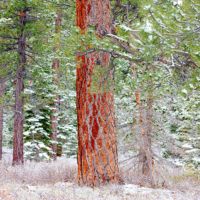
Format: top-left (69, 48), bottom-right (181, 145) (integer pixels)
top-left (132, 65), bottom-right (155, 187)
top-left (144, 88), bottom-right (155, 186)
top-left (50, 12), bottom-right (62, 161)
top-left (0, 0), bottom-right (7, 162)
top-left (145, 71), bottom-right (155, 187)
top-left (13, 9), bottom-right (26, 165)
top-left (76, 0), bottom-right (119, 186)
top-left (0, 76), bottom-right (5, 160)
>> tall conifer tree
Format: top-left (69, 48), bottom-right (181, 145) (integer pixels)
top-left (76, 0), bottom-right (119, 186)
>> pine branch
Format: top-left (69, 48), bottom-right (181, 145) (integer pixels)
top-left (76, 48), bottom-right (142, 63)
top-left (0, 43), bottom-right (18, 46)
top-left (106, 33), bottom-right (138, 55)
top-left (0, 35), bottom-right (18, 40)
top-left (0, 48), bottom-right (17, 54)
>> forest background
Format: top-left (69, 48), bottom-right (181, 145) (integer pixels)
top-left (0, 0), bottom-right (200, 196)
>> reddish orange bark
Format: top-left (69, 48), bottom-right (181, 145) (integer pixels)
top-left (0, 76), bottom-right (5, 160)
top-left (76, 0), bottom-right (119, 186)
top-left (50, 12), bottom-right (62, 160)
top-left (13, 9), bottom-right (26, 165)
top-left (50, 60), bottom-right (59, 160)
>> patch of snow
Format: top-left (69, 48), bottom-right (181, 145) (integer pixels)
top-left (143, 20), bottom-right (153, 33)
top-left (181, 89), bottom-right (187, 94)
top-left (192, 157), bottom-right (200, 163)
top-left (182, 143), bottom-right (193, 150)
top-left (144, 5), bottom-right (151, 10)
top-left (173, 0), bottom-right (183, 6)
top-left (185, 149), bottom-right (200, 154)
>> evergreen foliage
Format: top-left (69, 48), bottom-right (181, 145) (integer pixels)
top-left (0, 0), bottom-right (199, 169)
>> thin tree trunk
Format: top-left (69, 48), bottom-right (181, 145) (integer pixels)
top-left (13, 9), bottom-right (26, 165)
top-left (146, 86), bottom-right (153, 150)
top-left (76, 0), bottom-right (119, 186)
top-left (145, 70), bottom-right (155, 187)
top-left (132, 65), bottom-right (155, 187)
top-left (0, 0), bottom-right (7, 162)
top-left (0, 76), bottom-right (5, 160)
top-left (50, 12), bottom-right (62, 161)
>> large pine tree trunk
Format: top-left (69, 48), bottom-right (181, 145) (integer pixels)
top-left (76, 0), bottom-right (119, 186)
top-left (50, 12), bottom-right (62, 160)
top-left (13, 10), bottom-right (26, 165)
top-left (0, 77), bottom-right (5, 160)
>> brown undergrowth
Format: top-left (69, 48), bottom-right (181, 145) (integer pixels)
top-left (0, 156), bottom-right (200, 200)
top-left (0, 157), bottom-right (76, 186)
top-left (119, 158), bottom-right (200, 190)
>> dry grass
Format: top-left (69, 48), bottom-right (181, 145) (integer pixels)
top-left (1, 179), bottom-right (200, 200)
top-left (0, 153), bottom-right (200, 200)
top-left (120, 158), bottom-right (200, 191)
top-left (0, 157), bottom-right (76, 186)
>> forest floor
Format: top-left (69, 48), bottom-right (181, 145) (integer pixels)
top-left (1, 181), bottom-right (200, 200)
top-left (0, 148), bottom-right (200, 200)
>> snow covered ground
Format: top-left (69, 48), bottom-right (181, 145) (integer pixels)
top-left (0, 149), bottom-right (200, 200)
top-left (1, 181), bottom-right (200, 200)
